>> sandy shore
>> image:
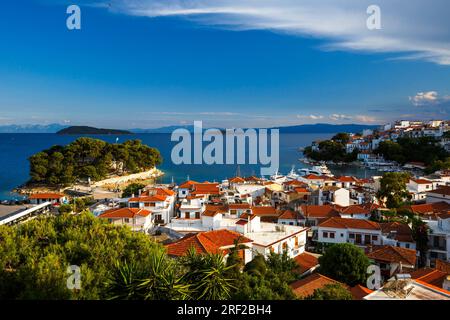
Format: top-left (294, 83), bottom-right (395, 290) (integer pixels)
top-left (91, 167), bottom-right (164, 187)
top-left (15, 167), bottom-right (164, 196)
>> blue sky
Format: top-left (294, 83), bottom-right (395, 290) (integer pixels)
top-left (0, 0), bottom-right (449, 129)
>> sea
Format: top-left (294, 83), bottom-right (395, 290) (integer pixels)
top-left (0, 133), bottom-right (379, 200)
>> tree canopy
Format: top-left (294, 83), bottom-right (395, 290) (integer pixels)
top-left (0, 211), bottom-right (162, 299)
top-left (303, 133), bottom-right (358, 163)
top-left (318, 243), bottom-right (370, 286)
top-left (376, 172), bottom-right (411, 209)
top-left (305, 283), bottom-right (353, 300)
top-left (375, 137), bottom-right (449, 173)
top-left (29, 138), bottom-right (162, 186)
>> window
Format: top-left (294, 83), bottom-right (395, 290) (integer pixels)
top-left (372, 235), bottom-right (378, 242)
top-left (323, 232), bottom-right (328, 238)
top-left (289, 222), bottom-right (294, 226)
top-left (405, 243), bottom-right (410, 249)
top-left (340, 233), bottom-right (344, 237)
top-left (124, 218), bottom-right (130, 223)
top-left (349, 233), bottom-right (355, 239)
top-left (184, 212), bottom-right (190, 219)
top-left (195, 212), bottom-right (200, 219)
top-left (364, 235), bottom-right (370, 244)
top-left (330, 233), bottom-right (335, 239)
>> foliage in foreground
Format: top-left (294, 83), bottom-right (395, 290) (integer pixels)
top-left (305, 284), bottom-right (353, 300)
top-left (318, 243), bottom-right (370, 287)
top-left (0, 211), bottom-right (160, 299)
top-left (0, 213), bottom-right (301, 300)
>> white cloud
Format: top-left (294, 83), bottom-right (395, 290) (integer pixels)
top-left (297, 114), bottom-right (324, 120)
top-left (103, 0), bottom-right (450, 65)
top-left (353, 115), bottom-right (378, 123)
top-left (409, 91), bottom-right (450, 106)
top-left (329, 114), bottom-right (352, 121)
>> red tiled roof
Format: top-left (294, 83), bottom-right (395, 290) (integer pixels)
top-left (294, 187), bottom-right (309, 193)
top-left (129, 195), bottom-right (167, 202)
top-left (290, 273), bottom-right (345, 298)
top-left (300, 205), bottom-right (340, 219)
top-left (428, 186), bottom-right (450, 196)
top-left (411, 179), bottom-right (432, 185)
top-left (29, 193), bottom-right (65, 200)
top-left (165, 229), bottom-right (252, 256)
top-left (350, 285), bottom-right (373, 300)
top-left (411, 268), bottom-right (449, 288)
top-left (319, 217), bottom-right (380, 230)
top-left (251, 206), bottom-right (278, 216)
top-left (278, 209), bottom-right (303, 220)
top-left (303, 174), bottom-right (325, 180)
top-left (179, 180), bottom-right (199, 189)
top-left (98, 207), bottom-right (151, 219)
top-left (191, 183), bottom-right (220, 195)
top-left (228, 203), bottom-right (251, 209)
top-left (337, 176), bottom-right (357, 183)
top-left (337, 204), bottom-right (371, 215)
top-left (367, 245), bottom-right (417, 266)
top-left (294, 252), bottom-right (319, 274)
top-left (284, 180), bottom-right (305, 186)
top-left (380, 222), bottom-right (414, 243)
top-left (408, 202), bottom-right (450, 216)
top-left (436, 259), bottom-right (450, 274)
top-left (229, 177), bottom-right (245, 183)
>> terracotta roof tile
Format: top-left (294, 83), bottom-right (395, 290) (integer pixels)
top-left (290, 273), bottom-right (345, 298)
top-left (29, 193), bottom-right (65, 199)
top-left (98, 207), bottom-right (151, 219)
top-left (367, 245), bottom-right (417, 266)
top-left (294, 252), bottom-right (319, 274)
top-left (350, 285), bottom-right (373, 300)
top-left (165, 229), bottom-right (252, 256)
top-left (319, 217), bottom-right (381, 230)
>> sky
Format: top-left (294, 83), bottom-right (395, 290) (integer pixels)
top-left (0, 0), bottom-right (449, 129)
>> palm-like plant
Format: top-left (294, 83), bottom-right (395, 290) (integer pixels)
top-left (105, 247), bottom-right (191, 300)
top-left (182, 248), bottom-right (237, 300)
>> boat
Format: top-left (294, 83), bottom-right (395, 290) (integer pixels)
top-left (286, 165), bottom-right (302, 180)
top-left (298, 164), bottom-right (333, 177)
top-left (270, 169), bottom-right (287, 183)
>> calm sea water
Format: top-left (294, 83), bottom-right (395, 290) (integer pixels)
top-left (0, 133), bottom-right (376, 200)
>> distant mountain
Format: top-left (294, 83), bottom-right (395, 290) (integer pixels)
top-left (131, 125), bottom-right (195, 133)
top-left (57, 126), bottom-right (132, 135)
top-left (0, 123), bottom-right (68, 133)
top-left (131, 123), bottom-right (380, 134)
top-left (275, 123), bottom-right (380, 134)
top-left (0, 122), bottom-right (380, 134)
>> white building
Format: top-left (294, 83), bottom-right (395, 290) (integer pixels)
top-left (333, 188), bottom-right (350, 207)
top-left (425, 213), bottom-right (450, 265)
top-left (426, 186), bottom-right (450, 204)
top-left (128, 187), bottom-right (176, 225)
top-left (98, 207), bottom-right (152, 232)
top-left (316, 217), bottom-right (382, 248)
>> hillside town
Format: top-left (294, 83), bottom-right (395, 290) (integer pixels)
top-left (307, 119), bottom-right (450, 172)
top-left (1, 119), bottom-right (450, 300)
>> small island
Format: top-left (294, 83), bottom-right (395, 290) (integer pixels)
top-left (57, 126), bottom-right (132, 135)
top-left (24, 137), bottom-right (162, 189)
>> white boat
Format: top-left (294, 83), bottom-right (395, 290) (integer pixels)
top-left (298, 164), bottom-right (333, 176)
top-left (270, 169), bottom-right (288, 183)
top-left (287, 165), bottom-right (302, 180)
